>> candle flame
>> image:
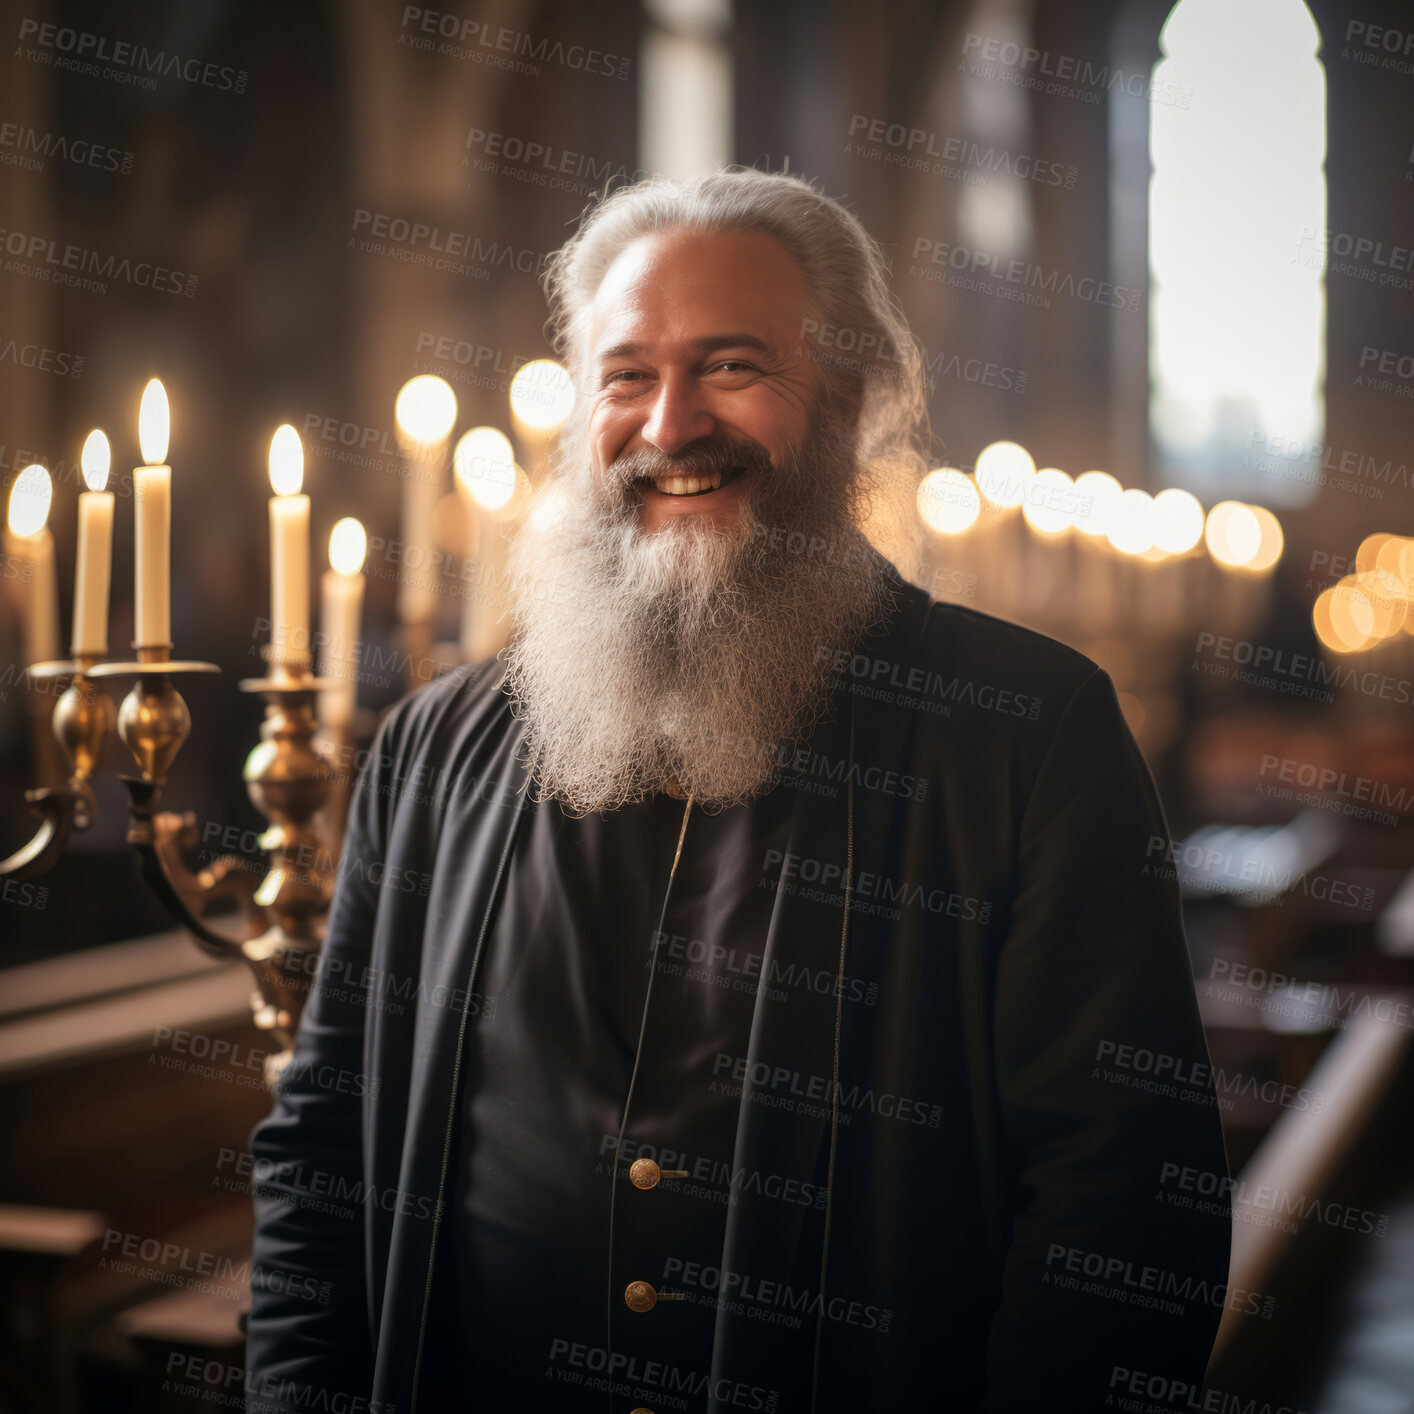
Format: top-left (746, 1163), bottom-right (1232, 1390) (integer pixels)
top-left (395, 375), bottom-right (458, 444)
top-left (268, 424), bottom-right (304, 496)
top-left (454, 426), bottom-right (518, 511)
top-left (138, 378), bottom-right (170, 465)
top-left (7, 464), bottom-right (52, 537)
top-left (509, 359), bottom-right (575, 434)
top-left (329, 517), bottom-right (367, 576)
top-left (81, 429), bottom-right (111, 492)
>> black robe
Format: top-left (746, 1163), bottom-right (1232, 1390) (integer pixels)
top-left (244, 567), bottom-right (1233, 1414)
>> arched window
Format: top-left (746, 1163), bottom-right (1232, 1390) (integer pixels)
top-left (1148, 0), bottom-right (1326, 505)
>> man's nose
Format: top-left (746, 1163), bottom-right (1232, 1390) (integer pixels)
top-left (640, 373), bottom-right (714, 455)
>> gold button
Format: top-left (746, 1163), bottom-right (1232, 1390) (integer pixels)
top-left (628, 1158), bottom-right (688, 1189)
top-left (624, 1280), bottom-right (657, 1312)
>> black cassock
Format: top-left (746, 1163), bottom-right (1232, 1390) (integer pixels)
top-left (245, 566), bottom-right (1233, 1414)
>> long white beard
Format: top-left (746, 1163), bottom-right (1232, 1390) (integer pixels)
top-left (501, 407), bottom-right (892, 815)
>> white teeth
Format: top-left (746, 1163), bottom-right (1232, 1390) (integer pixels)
top-left (650, 470), bottom-right (723, 496)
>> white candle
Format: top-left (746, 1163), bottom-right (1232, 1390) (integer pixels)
top-left (268, 424), bottom-right (310, 665)
top-left (318, 518), bottom-right (366, 729)
top-left (5, 464), bottom-right (59, 664)
top-left (134, 379), bottom-right (172, 647)
top-left (394, 376), bottom-right (457, 626)
top-left (72, 430), bottom-right (114, 657)
top-left (454, 427), bottom-right (520, 661)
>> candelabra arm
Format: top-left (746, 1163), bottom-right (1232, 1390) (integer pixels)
top-left (1, 660), bottom-right (112, 884)
top-left (122, 778), bottom-right (264, 959)
top-left (0, 785), bottom-right (83, 881)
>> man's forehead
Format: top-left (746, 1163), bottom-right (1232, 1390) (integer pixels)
top-left (589, 229), bottom-right (806, 359)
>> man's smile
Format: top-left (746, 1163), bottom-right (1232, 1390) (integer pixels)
top-left (632, 462), bottom-right (752, 510)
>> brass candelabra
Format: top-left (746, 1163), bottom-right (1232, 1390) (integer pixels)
top-left (3, 642), bottom-right (351, 1087)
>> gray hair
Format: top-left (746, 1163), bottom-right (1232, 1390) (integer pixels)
top-left (541, 166), bottom-right (931, 498)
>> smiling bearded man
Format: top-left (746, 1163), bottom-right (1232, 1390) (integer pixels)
top-left (246, 168), bottom-right (1231, 1414)
top-left (502, 398), bottom-right (893, 813)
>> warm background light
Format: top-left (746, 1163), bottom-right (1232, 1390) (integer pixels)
top-left (1022, 468), bottom-right (1076, 536)
top-left (1153, 487), bottom-right (1205, 554)
top-left (1107, 488), bottom-right (1157, 556)
top-left (454, 427), bottom-right (519, 512)
top-left (509, 359), bottom-right (575, 433)
top-left (1072, 471), bottom-right (1123, 538)
top-left (917, 467), bottom-right (980, 535)
top-left (975, 440), bottom-right (1035, 509)
top-left (394, 374), bottom-right (458, 444)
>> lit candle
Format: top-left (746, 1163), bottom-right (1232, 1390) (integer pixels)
top-left (394, 375), bottom-right (457, 627)
top-left (454, 427), bottom-right (520, 661)
top-left (267, 424), bottom-right (310, 666)
top-left (318, 517), bottom-right (366, 729)
top-left (4, 464), bottom-right (60, 665)
top-left (134, 378), bottom-right (171, 647)
top-left (71, 430), bottom-right (114, 657)
top-left (508, 359), bottom-right (575, 480)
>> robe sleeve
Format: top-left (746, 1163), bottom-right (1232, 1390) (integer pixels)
top-left (243, 705), bottom-right (403, 1414)
top-left (979, 665), bottom-right (1233, 1412)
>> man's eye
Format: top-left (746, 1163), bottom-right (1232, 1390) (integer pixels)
top-left (604, 370), bottom-right (646, 385)
top-left (712, 360), bottom-right (755, 374)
